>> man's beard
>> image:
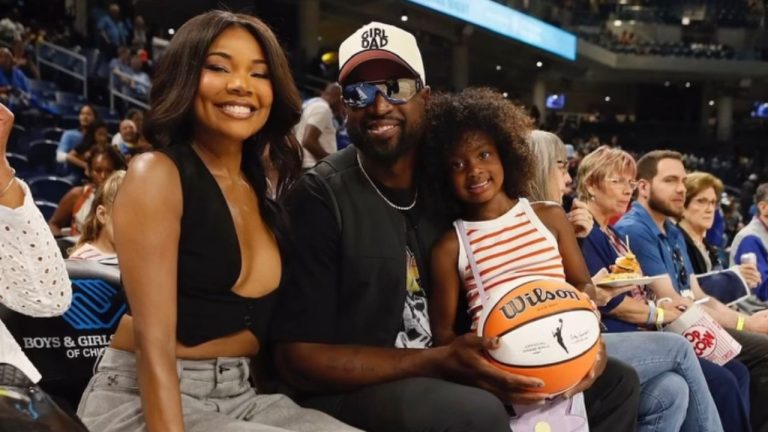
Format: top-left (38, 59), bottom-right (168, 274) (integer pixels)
top-left (648, 190), bottom-right (684, 218)
top-left (348, 119), bottom-right (423, 164)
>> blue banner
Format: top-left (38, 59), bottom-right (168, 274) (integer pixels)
top-left (406, 0), bottom-right (577, 61)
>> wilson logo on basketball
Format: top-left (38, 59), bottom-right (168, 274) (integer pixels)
top-left (499, 287), bottom-right (580, 320)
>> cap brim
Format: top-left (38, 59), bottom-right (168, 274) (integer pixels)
top-left (339, 50), bottom-right (418, 84)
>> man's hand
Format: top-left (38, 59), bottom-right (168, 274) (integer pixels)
top-left (746, 310), bottom-right (768, 333)
top-left (439, 333), bottom-right (550, 404)
top-left (563, 338), bottom-right (607, 397)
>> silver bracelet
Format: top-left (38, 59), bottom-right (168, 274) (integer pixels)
top-left (0, 168), bottom-right (17, 198)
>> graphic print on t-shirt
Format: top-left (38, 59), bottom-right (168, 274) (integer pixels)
top-left (395, 247), bottom-right (433, 348)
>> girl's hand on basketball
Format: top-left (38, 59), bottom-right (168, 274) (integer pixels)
top-left (441, 333), bottom-right (550, 404)
top-left (563, 338), bottom-right (607, 398)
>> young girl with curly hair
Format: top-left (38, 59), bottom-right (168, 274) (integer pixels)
top-left (424, 88), bottom-right (721, 432)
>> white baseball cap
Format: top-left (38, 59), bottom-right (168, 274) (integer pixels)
top-left (338, 21), bottom-right (425, 85)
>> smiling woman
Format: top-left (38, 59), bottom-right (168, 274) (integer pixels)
top-left (74, 10), bottom-right (359, 432)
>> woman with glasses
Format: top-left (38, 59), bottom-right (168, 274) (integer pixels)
top-left (679, 172), bottom-right (761, 287)
top-left (575, 145), bottom-right (750, 432)
top-left (527, 130), bottom-right (593, 238)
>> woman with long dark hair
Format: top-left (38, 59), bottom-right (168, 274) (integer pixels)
top-left (76, 11), bottom-right (357, 432)
top-left (56, 103), bottom-right (100, 180)
top-left (48, 144), bottom-right (126, 236)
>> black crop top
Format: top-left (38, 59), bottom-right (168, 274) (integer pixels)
top-left (138, 144), bottom-right (278, 346)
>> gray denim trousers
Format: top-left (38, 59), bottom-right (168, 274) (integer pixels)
top-left (76, 348), bottom-right (362, 432)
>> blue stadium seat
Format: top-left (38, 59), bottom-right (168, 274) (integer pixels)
top-left (83, 48), bottom-right (101, 77)
top-left (26, 140), bottom-right (59, 175)
top-left (28, 176), bottom-right (74, 203)
top-left (6, 153), bottom-right (30, 178)
top-left (26, 79), bottom-right (59, 93)
top-left (92, 105), bottom-right (120, 122)
top-left (8, 124), bottom-right (27, 154)
top-left (40, 127), bottom-right (65, 142)
top-left (34, 200), bottom-right (58, 220)
top-left (54, 92), bottom-right (86, 106)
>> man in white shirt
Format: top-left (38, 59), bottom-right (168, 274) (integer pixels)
top-left (295, 83), bottom-right (342, 169)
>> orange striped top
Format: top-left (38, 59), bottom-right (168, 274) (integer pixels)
top-left (454, 198), bottom-right (566, 329)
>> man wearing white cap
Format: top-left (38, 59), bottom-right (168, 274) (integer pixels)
top-left (271, 22), bottom-right (640, 432)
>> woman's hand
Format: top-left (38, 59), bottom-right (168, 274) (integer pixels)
top-left (736, 263), bottom-right (761, 289)
top-left (567, 199), bottom-right (594, 238)
top-left (659, 302), bottom-right (683, 324)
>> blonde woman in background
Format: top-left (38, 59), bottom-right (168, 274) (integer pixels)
top-left (527, 130), bottom-right (593, 238)
top-left (68, 170), bottom-right (126, 263)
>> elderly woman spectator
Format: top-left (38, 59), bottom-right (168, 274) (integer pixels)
top-left (679, 172), bottom-right (761, 287)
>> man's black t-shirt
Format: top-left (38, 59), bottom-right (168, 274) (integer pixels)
top-left (270, 171), bottom-right (433, 348)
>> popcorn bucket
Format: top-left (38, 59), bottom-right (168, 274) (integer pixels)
top-left (663, 305), bottom-right (741, 366)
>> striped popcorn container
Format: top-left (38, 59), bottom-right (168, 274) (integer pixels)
top-left (664, 304), bottom-right (742, 366)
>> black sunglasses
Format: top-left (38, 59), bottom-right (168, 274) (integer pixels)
top-left (342, 78), bottom-right (423, 108)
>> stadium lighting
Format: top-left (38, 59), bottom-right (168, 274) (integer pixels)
top-left (502, 92), bottom-right (509, 98)
top-left (664, 81), bottom-right (671, 87)
top-left (709, 100), bottom-right (715, 106)
top-left (536, 61), bottom-right (543, 68)
top-left (168, 28), bottom-right (175, 35)
top-left (613, 20), bottom-right (622, 27)
top-left (496, 64), bottom-right (502, 71)
top-left (604, 96), bottom-right (611, 102)
top-left (401, 12), bottom-right (409, 22)
top-left (685, 82), bottom-right (691, 88)
top-left (682, 17), bottom-right (691, 25)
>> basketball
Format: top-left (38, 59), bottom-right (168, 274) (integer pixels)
top-left (478, 278), bottom-right (601, 395)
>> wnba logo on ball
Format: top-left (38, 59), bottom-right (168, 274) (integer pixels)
top-left (499, 287), bottom-right (580, 320)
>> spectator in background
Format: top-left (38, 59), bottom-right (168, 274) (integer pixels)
top-left (679, 172), bottom-right (731, 274)
top-left (67, 121), bottom-right (111, 175)
top-left (294, 82), bottom-right (342, 169)
top-left (0, 47), bottom-right (30, 107)
top-left (97, 3), bottom-right (128, 58)
top-left (11, 38), bottom-right (39, 80)
top-left (742, 173), bottom-right (759, 221)
top-left (724, 198), bottom-right (745, 244)
top-left (56, 104), bottom-right (99, 181)
top-left (119, 54), bottom-right (150, 100)
top-left (108, 45), bottom-right (132, 77)
top-left (131, 15), bottom-right (148, 50)
top-left (68, 170), bottom-right (126, 262)
top-left (0, 8), bottom-right (24, 43)
top-left (732, 183), bottom-right (768, 301)
top-left (49, 145), bottom-right (125, 236)
top-left (112, 118), bottom-right (149, 161)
